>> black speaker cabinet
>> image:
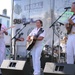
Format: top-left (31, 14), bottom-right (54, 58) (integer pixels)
top-left (0, 60), bottom-right (33, 75)
top-left (44, 62), bottom-right (75, 75)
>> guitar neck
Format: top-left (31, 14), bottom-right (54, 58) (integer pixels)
top-left (2, 26), bottom-right (15, 31)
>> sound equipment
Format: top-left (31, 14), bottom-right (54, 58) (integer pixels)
top-left (44, 62), bottom-right (75, 75)
top-left (26, 28), bottom-right (44, 50)
top-left (0, 60), bottom-right (33, 75)
top-left (41, 55), bottom-right (52, 69)
top-left (41, 54), bottom-right (58, 69)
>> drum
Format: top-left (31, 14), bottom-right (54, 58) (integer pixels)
top-left (53, 45), bottom-right (62, 57)
top-left (41, 45), bottom-right (64, 69)
top-left (42, 45), bottom-right (62, 57)
top-left (53, 45), bottom-right (66, 63)
top-left (42, 45), bottom-right (52, 56)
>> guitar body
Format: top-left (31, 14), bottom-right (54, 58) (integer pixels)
top-left (66, 14), bottom-right (75, 34)
top-left (26, 37), bottom-right (36, 50)
top-left (66, 23), bottom-right (72, 34)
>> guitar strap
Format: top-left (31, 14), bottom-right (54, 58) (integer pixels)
top-left (35, 28), bottom-right (44, 38)
top-left (71, 14), bottom-right (75, 18)
top-left (72, 14), bottom-right (75, 20)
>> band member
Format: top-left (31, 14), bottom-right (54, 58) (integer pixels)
top-left (0, 23), bottom-right (8, 73)
top-left (65, 2), bottom-right (75, 64)
top-left (27, 20), bottom-right (45, 75)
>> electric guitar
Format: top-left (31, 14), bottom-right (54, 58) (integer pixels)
top-left (26, 28), bottom-right (44, 50)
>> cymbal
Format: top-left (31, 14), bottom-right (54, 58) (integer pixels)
top-left (60, 39), bottom-right (67, 44)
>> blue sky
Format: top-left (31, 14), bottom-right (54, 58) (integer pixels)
top-left (0, 0), bottom-right (11, 16)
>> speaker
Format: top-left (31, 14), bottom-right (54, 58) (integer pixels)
top-left (44, 62), bottom-right (75, 75)
top-left (41, 54), bottom-right (57, 69)
top-left (0, 60), bottom-right (33, 75)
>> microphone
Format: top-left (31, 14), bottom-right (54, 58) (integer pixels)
top-left (23, 22), bottom-right (30, 25)
top-left (58, 22), bottom-right (64, 26)
top-left (64, 7), bottom-right (71, 10)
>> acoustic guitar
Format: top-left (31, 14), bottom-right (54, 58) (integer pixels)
top-left (66, 14), bottom-right (75, 34)
top-left (26, 28), bottom-right (44, 50)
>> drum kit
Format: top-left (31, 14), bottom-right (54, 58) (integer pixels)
top-left (42, 36), bottom-right (67, 63)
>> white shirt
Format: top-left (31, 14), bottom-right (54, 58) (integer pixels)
top-left (29, 27), bottom-right (45, 47)
top-left (0, 25), bottom-right (6, 38)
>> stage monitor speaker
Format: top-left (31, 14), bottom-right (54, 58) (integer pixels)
top-left (0, 60), bottom-right (33, 75)
top-left (44, 62), bottom-right (75, 75)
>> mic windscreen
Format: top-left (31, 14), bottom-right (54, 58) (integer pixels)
top-left (23, 22), bottom-right (30, 25)
top-left (64, 7), bottom-right (71, 9)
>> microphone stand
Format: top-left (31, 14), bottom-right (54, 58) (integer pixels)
top-left (56, 23), bottom-right (62, 63)
top-left (11, 24), bottom-right (27, 60)
top-left (49, 9), bottom-right (68, 62)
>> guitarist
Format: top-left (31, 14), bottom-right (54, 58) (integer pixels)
top-left (0, 23), bottom-right (8, 74)
top-left (65, 2), bottom-right (75, 64)
top-left (27, 20), bottom-right (45, 75)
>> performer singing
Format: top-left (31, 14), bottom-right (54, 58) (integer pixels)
top-left (27, 20), bottom-right (45, 75)
top-left (65, 2), bottom-right (75, 64)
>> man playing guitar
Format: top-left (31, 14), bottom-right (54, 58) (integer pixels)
top-left (65, 2), bottom-right (75, 64)
top-left (27, 20), bottom-right (45, 75)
